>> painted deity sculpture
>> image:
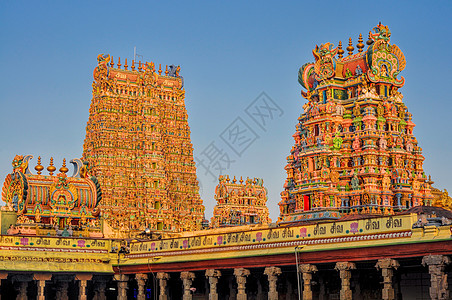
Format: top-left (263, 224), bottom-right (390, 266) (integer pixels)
top-left (211, 175), bottom-right (270, 228)
top-left (279, 24), bottom-right (441, 223)
top-left (84, 55), bottom-right (204, 235)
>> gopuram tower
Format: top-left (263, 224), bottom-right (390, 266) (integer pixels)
top-left (83, 55), bottom-right (204, 234)
top-left (279, 24), bottom-right (434, 223)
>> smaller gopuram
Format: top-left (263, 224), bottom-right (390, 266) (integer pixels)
top-left (279, 23), bottom-right (443, 223)
top-left (211, 175), bottom-right (270, 227)
top-left (1, 155), bottom-right (102, 237)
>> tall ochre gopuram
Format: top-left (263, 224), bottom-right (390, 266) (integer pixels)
top-left (279, 24), bottom-right (434, 223)
top-left (83, 55), bottom-right (204, 234)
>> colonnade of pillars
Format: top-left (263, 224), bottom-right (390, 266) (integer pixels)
top-left (140, 255), bottom-right (448, 300)
top-left (0, 255), bottom-right (449, 299)
top-left (0, 273), bottom-right (103, 300)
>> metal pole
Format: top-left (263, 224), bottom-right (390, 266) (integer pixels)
top-left (295, 246), bottom-right (302, 300)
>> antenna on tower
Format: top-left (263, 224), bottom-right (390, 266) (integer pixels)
top-left (134, 46), bottom-right (143, 62)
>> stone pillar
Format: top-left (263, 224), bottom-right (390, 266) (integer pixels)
top-left (156, 272), bottom-right (169, 300)
top-left (299, 264), bottom-right (317, 300)
top-left (56, 282), bottom-right (69, 300)
top-left (422, 255), bottom-right (451, 300)
top-left (335, 262), bottom-right (356, 300)
top-left (76, 274), bottom-right (92, 300)
top-left (264, 266), bottom-right (282, 300)
top-left (376, 258), bottom-right (399, 300)
top-left (34, 274), bottom-right (52, 300)
top-left (16, 282), bottom-right (27, 300)
top-left (94, 281), bottom-right (107, 300)
top-left (114, 274), bottom-right (129, 300)
top-left (234, 268), bottom-right (250, 300)
top-left (180, 271), bottom-right (195, 300)
top-left (205, 269), bottom-right (221, 300)
top-left (136, 273), bottom-right (147, 300)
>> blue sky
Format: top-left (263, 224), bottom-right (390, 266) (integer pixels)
top-left (1, 1), bottom-right (451, 220)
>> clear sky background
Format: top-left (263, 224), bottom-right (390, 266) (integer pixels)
top-left (0, 1), bottom-right (451, 221)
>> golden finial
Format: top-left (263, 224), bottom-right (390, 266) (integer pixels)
top-left (347, 37), bottom-right (354, 55)
top-left (165, 65), bottom-right (169, 76)
top-left (239, 176), bottom-right (243, 184)
top-left (47, 157), bottom-right (56, 176)
top-left (357, 33), bottom-right (364, 53)
top-left (35, 156), bottom-right (44, 175)
top-left (233, 176), bottom-right (237, 183)
top-left (124, 58), bottom-right (128, 70)
top-left (117, 57), bottom-right (121, 69)
top-left (110, 56), bottom-right (114, 68)
top-left (59, 158), bottom-right (69, 174)
top-left (138, 61), bottom-right (142, 72)
top-left (131, 60), bottom-right (135, 71)
top-left (338, 41), bottom-right (344, 59)
top-left (158, 64), bottom-right (162, 75)
top-left (226, 175), bottom-right (230, 183)
top-left (366, 31), bottom-right (373, 45)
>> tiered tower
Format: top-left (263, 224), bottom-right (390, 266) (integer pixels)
top-left (83, 54), bottom-right (204, 234)
top-left (279, 24), bottom-right (434, 223)
top-left (211, 175), bottom-right (270, 227)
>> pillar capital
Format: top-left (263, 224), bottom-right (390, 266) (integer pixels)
top-left (114, 274), bottom-right (129, 282)
top-left (376, 258), bottom-right (400, 270)
top-left (205, 269), bottom-right (221, 278)
top-left (136, 273), bottom-right (148, 281)
top-left (422, 254), bottom-right (451, 267)
top-left (299, 264), bottom-right (318, 274)
top-left (264, 266), bottom-right (282, 277)
top-left (157, 272), bottom-right (169, 280)
top-left (233, 268), bottom-right (250, 278)
top-left (335, 261), bottom-right (356, 272)
top-left (180, 271), bottom-right (195, 281)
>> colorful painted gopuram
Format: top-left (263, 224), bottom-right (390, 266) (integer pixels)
top-left (279, 23), bottom-right (449, 223)
top-left (0, 24), bottom-right (450, 300)
top-left (83, 55), bottom-right (204, 235)
top-left (211, 175), bottom-right (270, 227)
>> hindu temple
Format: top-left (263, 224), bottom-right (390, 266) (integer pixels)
top-left (0, 24), bottom-right (450, 300)
top-left (83, 55), bottom-right (204, 235)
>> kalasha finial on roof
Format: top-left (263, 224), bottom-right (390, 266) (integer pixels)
top-left (35, 156), bottom-right (44, 175)
top-left (110, 56), bottom-right (114, 68)
top-left (117, 57), bottom-right (121, 69)
top-left (124, 58), bottom-right (128, 70)
top-left (338, 41), bottom-right (344, 58)
top-left (59, 158), bottom-right (69, 174)
top-left (347, 37), bottom-right (354, 55)
top-left (357, 33), bottom-right (364, 53)
top-left (47, 157), bottom-right (56, 176)
top-left (366, 31), bottom-right (373, 45)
